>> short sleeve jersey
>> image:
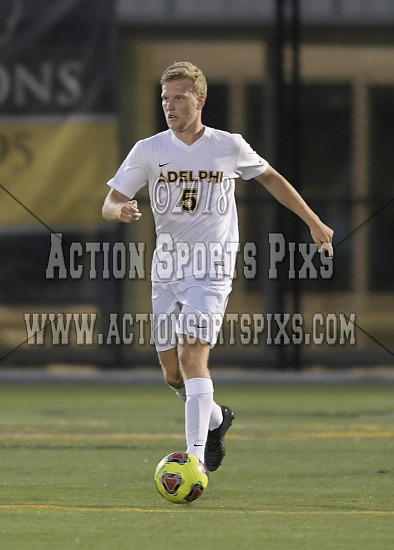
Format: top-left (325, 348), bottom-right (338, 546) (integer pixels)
top-left (107, 126), bottom-right (269, 281)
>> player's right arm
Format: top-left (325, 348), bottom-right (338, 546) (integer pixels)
top-left (102, 188), bottom-right (142, 223)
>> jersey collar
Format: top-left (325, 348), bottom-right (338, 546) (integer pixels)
top-left (170, 126), bottom-right (212, 149)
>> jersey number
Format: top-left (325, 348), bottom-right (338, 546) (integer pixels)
top-left (176, 188), bottom-right (198, 213)
top-left (169, 180), bottom-right (231, 215)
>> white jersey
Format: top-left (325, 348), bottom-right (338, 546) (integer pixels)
top-left (107, 126), bottom-right (269, 281)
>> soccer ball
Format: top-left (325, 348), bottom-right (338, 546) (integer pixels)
top-left (154, 452), bottom-right (209, 504)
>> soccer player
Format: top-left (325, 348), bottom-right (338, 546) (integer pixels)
top-left (102, 61), bottom-right (334, 472)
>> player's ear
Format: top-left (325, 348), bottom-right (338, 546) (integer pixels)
top-left (197, 96), bottom-right (206, 110)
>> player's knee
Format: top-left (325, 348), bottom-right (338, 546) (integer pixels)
top-left (163, 370), bottom-right (184, 389)
top-left (177, 339), bottom-right (210, 379)
top-left (158, 348), bottom-right (183, 388)
top-left (159, 360), bottom-right (183, 388)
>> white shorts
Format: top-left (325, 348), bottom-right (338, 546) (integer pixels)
top-left (151, 276), bottom-right (232, 351)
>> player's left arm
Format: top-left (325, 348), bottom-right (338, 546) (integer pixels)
top-left (255, 166), bottom-right (334, 257)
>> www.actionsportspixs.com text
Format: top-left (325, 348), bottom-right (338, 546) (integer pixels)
top-left (24, 312), bottom-right (356, 347)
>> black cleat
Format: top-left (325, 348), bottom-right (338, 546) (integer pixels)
top-left (205, 406), bottom-right (235, 472)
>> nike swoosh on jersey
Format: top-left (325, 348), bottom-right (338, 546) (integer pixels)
top-left (159, 162), bottom-right (170, 167)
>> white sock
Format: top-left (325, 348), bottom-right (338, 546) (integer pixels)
top-left (171, 384), bottom-right (221, 429)
top-left (209, 402), bottom-right (223, 431)
top-left (184, 377), bottom-right (214, 463)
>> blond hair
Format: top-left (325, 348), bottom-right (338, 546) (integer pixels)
top-left (160, 61), bottom-right (207, 98)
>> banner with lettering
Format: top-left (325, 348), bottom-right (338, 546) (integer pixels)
top-left (0, 0), bottom-right (118, 226)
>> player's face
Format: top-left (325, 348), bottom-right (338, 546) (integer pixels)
top-left (161, 79), bottom-right (204, 134)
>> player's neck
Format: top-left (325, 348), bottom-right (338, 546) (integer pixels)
top-left (174, 123), bottom-right (205, 146)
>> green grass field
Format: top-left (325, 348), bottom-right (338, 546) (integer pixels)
top-left (0, 380), bottom-right (393, 549)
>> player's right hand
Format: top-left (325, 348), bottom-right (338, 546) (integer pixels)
top-left (119, 200), bottom-right (142, 223)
